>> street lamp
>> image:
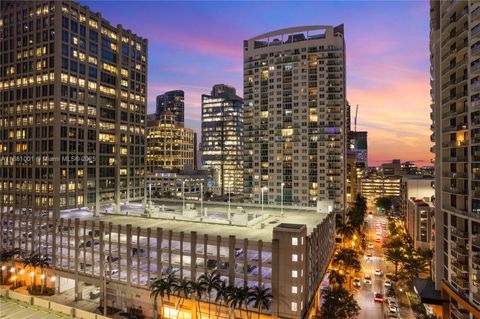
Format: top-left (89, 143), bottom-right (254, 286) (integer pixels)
top-left (200, 182), bottom-right (203, 217)
top-left (228, 182), bottom-right (232, 221)
top-left (182, 180), bottom-right (186, 213)
top-left (261, 186), bottom-right (268, 217)
top-left (281, 182), bottom-right (285, 217)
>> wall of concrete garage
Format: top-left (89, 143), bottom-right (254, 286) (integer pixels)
top-left (0, 211), bottom-right (336, 318)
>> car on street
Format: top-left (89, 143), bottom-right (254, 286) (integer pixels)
top-left (384, 280), bottom-right (392, 287)
top-left (387, 288), bottom-right (396, 297)
top-left (374, 292), bottom-right (384, 302)
top-left (374, 268), bottom-right (382, 276)
top-left (376, 237), bottom-right (381, 242)
top-left (365, 253), bottom-right (373, 260)
top-left (353, 278), bottom-right (361, 287)
top-left (389, 304), bottom-right (398, 314)
top-left (364, 275), bottom-right (372, 285)
top-left (368, 243), bottom-right (374, 249)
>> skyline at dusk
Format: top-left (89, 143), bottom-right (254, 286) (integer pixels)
top-left (80, 0), bottom-right (431, 166)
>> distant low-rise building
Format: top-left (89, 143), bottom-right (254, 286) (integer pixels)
top-left (147, 170), bottom-right (208, 200)
top-left (361, 176), bottom-right (401, 204)
top-left (400, 176), bottom-right (434, 220)
top-left (380, 159), bottom-right (402, 176)
top-left (405, 199), bottom-right (434, 250)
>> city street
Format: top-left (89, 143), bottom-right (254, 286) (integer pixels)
top-left (353, 212), bottom-right (389, 319)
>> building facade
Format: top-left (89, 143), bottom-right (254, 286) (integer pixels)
top-left (243, 26), bottom-right (347, 211)
top-left (348, 130), bottom-right (368, 166)
top-left (430, 1), bottom-right (480, 317)
top-left (361, 176), bottom-right (401, 203)
top-left (0, 0), bottom-right (147, 217)
top-left (146, 111), bottom-right (194, 173)
top-left (147, 169), bottom-right (208, 200)
top-left (155, 90), bottom-right (184, 126)
top-left (0, 205), bottom-right (335, 319)
top-left (400, 176), bottom-right (434, 220)
top-left (201, 84), bottom-right (244, 196)
top-left (405, 199), bottom-right (435, 250)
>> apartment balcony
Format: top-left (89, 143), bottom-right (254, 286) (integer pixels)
top-left (450, 305), bottom-right (470, 319)
top-left (442, 156), bottom-right (467, 162)
top-left (473, 25), bottom-right (480, 39)
top-left (452, 243), bottom-right (469, 256)
top-left (451, 228), bottom-right (468, 239)
top-left (442, 171), bottom-right (466, 178)
top-left (452, 275), bottom-right (469, 290)
top-left (472, 63), bottom-right (480, 75)
top-left (473, 6), bottom-right (480, 21)
top-left (452, 259), bottom-right (469, 273)
top-left (442, 107), bottom-right (467, 119)
top-left (442, 186), bottom-right (468, 196)
top-left (442, 123), bottom-right (467, 133)
top-left (473, 46), bottom-right (480, 57)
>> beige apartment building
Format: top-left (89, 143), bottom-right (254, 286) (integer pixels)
top-left (430, 0), bottom-right (480, 317)
top-left (146, 110), bottom-right (195, 173)
top-left (0, 1), bottom-right (147, 218)
top-left (243, 26), bottom-right (347, 211)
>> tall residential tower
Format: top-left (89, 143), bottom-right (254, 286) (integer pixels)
top-left (243, 26), bottom-right (347, 211)
top-left (431, 0), bottom-right (480, 317)
top-left (0, 0), bottom-right (148, 217)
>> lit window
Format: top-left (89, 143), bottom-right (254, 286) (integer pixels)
top-left (292, 286), bottom-right (297, 294)
top-left (291, 302), bottom-right (297, 312)
top-left (292, 270), bottom-right (297, 278)
top-left (292, 254), bottom-right (298, 262)
top-left (292, 237), bottom-right (298, 246)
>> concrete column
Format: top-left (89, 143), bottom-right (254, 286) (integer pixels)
top-left (146, 228), bottom-right (151, 283)
top-left (203, 234), bottom-right (208, 274)
top-left (126, 224), bottom-right (132, 286)
top-left (190, 232), bottom-right (197, 280)
top-left (258, 240), bottom-right (263, 287)
top-left (271, 238), bottom-right (280, 317)
top-left (74, 218), bottom-right (80, 301)
top-left (168, 230), bottom-right (173, 269)
top-left (136, 227), bottom-right (141, 284)
top-left (243, 238), bottom-right (248, 287)
top-left (99, 221), bottom-right (106, 311)
top-left (156, 228), bottom-right (163, 277)
top-left (179, 231), bottom-right (184, 278)
top-left (228, 236), bottom-right (235, 286)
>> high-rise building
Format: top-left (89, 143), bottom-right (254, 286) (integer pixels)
top-left (243, 26), bottom-right (347, 211)
top-left (430, 1), bottom-right (480, 316)
top-left (156, 90), bottom-right (184, 126)
top-left (348, 131), bottom-right (368, 166)
top-left (380, 159), bottom-right (402, 176)
top-left (201, 84), bottom-right (243, 195)
top-left (0, 0), bottom-right (147, 218)
top-left (146, 111), bottom-right (194, 173)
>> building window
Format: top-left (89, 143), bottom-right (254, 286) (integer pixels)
top-left (292, 286), bottom-right (297, 294)
top-left (292, 270), bottom-right (298, 278)
top-left (292, 254), bottom-right (298, 262)
top-left (291, 302), bottom-right (297, 311)
top-left (292, 237), bottom-right (298, 246)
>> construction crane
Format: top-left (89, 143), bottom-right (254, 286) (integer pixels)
top-left (354, 104), bottom-right (359, 132)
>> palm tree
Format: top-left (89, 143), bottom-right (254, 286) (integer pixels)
top-left (190, 280), bottom-right (206, 319)
top-left (0, 248), bottom-right (22, 285)
top-left (173, 277), bottom-right (192, 318)
top-left (384, 247), bottom-right (404, 279)
top-left (37, 254), bottom-right (50, 294)
top-left (328, 269), bottom-right (346, 287)
top-left (214, 280), bottom-right (232, 319)
top-left (150, 271), bottom-right (178, 319)
top-left (198, 271), bottom-right (222, 318)
top-left (247, 285), bottom-right (272, 319)
top-left (401, 256), bottom-right (428, 287)
top-left (227, 286), bottom-right (249, 319)
top-left (333, 248), bottom-right (361, 289)
top-left (22, 252), bottom-right (38, 290)
top-left (336, 222), bottom-right (355, 246)
top-left (417, 248), bottom-right (434, 279)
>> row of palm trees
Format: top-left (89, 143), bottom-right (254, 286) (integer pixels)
top-left (150, 270), bottom-right (272, 319)
top-left (383, 218), bottom-right (433, 287)
top-left (0, 247), bottom-right (50, 293)
top-left (336, 195), bottom-right (367, 247)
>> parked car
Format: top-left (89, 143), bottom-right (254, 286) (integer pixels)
top-left (368, 243), bottom-right (374, 249)
top-left (353, 278), bottom-right (361, 287)
top-left (384, 280), bottom-right (392, 287)
top-left (105, 255), bottom-right (118, 263)
top-left (364, 275), bottom-right (372, 285)
top-left (374, 268), bottom-right (382, 276)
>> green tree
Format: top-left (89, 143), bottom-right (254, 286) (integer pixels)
top-left (333, 248), bottom-right (361, 288)
top-left (173, 277), bottom-right (192, 318)
top-left (247, 285), bottom-right (272, 319)
top-left (226, 286), bottom-right (250, 319)
top-left (336, 222), bottom-right (355, 245)
top-left (150, 271), bottom-right (178, 319)
top-left (384, 247), bottom-right (404, 279)
top-left (416, 248), bottom-right (434, 279)
top-left (319, 286), bottom-right (360, 319)
top-left (198, 271), bottom-right (222, 318)
top-left (400, 256), bottom-right (428, 287)
top-left (37, 254), bottom-right (50, 294)
top-left (328, 269), bottom-right (346, 287)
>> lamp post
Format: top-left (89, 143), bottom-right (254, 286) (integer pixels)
top-left (261, 186), bottom-right (268, 217)
top-left (148, 177), bottom-right (152, 207)
top-left (228, 183), bottom-right (232, 221)
top-left (281, 182), bottom-right (285, 217)
top-left (182, 180), bottom-right (186, 213)
top-left (200, 182), bottom-right (203, 217)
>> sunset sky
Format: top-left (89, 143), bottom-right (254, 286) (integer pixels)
top-left (81, 0), bottom-right (431, 167)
